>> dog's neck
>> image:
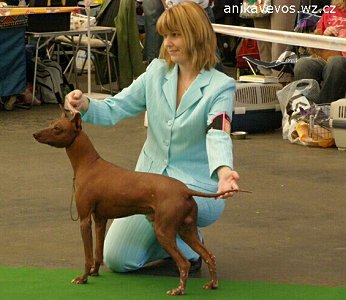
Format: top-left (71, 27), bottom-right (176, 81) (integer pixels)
top-left (65, 130), bottom-right (100, 175)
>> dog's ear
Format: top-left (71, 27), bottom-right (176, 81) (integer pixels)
top-left (59, 104), bottom-right (66, 117)
top-left (72, 112), bottom-right (82, 131)
top-left (60, 111), bottom-right (68, 119)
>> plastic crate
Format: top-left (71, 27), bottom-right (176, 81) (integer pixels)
top-left (330, 98), bottom-right (346, 150)
top-left (232, 82), bottom-right (283, 133)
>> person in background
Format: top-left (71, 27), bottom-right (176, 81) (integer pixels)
top-left (254, 0), bottom-right (300, 75)
top-left (143, 0), bottom-right (216, 64)
top-left (167, 0), bottom-right (215, 21)
top-left (294, 0), bottom-right (346, 103)
top-left (142, 0), bottom-right (165, 63)
top-left (65, 1), bottom-right (239, 273)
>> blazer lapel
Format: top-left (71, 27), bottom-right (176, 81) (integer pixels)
top-left (162, 64), bottom-right (178, 113)
top-left (176, 69), bottom-right (214, 117)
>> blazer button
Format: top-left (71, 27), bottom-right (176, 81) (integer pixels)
top-left (167, 120), bottom-right (173, 126)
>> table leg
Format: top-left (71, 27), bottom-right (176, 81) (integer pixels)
top-left (31, 36), bottom-right (41, 105)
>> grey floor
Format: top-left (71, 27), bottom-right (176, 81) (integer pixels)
top-left (0, 74), bottom-right (345, 288)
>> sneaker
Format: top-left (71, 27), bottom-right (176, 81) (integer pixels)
top-left (189, 256), bottom-right (202, 273)
top-left (4, 96), bottom-right (17, 111)
top-left (164, 256), bottom-right (202, 274)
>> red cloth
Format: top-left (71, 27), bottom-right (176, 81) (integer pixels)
top-left (315, 6), bottom-right (346, 56)
top-left (315, 6), bottom-right (346, 33)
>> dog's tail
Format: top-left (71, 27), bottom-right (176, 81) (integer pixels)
top-left (187, 189), bottom-right (251, 199)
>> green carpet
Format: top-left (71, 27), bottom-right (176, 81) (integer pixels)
top-left (0, 266), bottom-right (345, 300)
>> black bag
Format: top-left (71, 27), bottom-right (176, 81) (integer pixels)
top-left (27, 0), bottom-right (78, 32)
top-left (36, 59), bottom-right (73, 104)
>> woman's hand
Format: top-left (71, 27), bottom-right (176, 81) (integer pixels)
top-left (64, 89), bottom-right (89, 114)
top-left (323, 26), bottom-right (341, 37)
top-left (217, 166), bottom-right (240, 199)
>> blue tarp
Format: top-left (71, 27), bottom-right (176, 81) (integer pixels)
top-left (0, 26), bottom-right (26, 97)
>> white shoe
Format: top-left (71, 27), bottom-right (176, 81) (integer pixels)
top-left (4, 96), bottom-right (17, 111)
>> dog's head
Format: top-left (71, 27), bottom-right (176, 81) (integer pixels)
top-left (33, 111), bottom-right (82, 148)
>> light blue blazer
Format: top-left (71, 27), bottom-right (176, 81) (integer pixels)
top-left (83, 59), bottom-right (236, 193)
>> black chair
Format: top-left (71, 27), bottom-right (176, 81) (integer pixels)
top-left (243, 51), bottom-right (298, 79)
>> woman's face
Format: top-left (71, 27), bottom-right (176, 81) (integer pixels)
top-left (163, 31), bottom-right (189, 65)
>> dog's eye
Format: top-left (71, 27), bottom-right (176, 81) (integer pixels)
top-left (54, 126), bottom-right (63, 134)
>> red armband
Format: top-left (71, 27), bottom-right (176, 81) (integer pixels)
top-left (206, 112), bottom-right (231, 134)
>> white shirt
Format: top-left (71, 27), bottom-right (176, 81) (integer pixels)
top-left (166, 0), bottom-right (209, 9)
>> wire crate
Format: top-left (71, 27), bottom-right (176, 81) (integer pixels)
top-left (307, 103), bottom-right (332, 140)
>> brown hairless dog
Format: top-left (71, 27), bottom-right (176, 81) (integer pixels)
top-left (33, 112), bottom-right (247, 295)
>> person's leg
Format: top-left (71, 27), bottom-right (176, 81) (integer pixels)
top-left (143, 0), bottom-right (164, 62)
top-left (104, 215), bottom-right (159, 272)
top-left (253, 17), bottom-right (272, 75)
top-left (319, 56), bottom-right (346, 103)
top-left (204, 5), bottom-right (215, 23)
top-left (294, 57), bottom-right (325, 82)
top-left (253, 17), bottom-right (272, 62)
top-left (270, 0), bottom-right (300, 61)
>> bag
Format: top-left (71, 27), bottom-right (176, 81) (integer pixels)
top-left (277, 79), bottom-right (335, 147)
top-left (240, 0), bottom-right (272, 19)
top-left (236, 38), bottom-right (260, 69)
top-left (277, 79), bottom-right (320, 139)
top-left (36, 59), bottom-right (73, 104)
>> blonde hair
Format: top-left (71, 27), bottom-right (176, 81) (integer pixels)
top-left (332, 0), bottom-right (346, 9)
top-left (156, 1), bottom-right (217, 71)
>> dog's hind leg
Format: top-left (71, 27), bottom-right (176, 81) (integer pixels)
top-left (154, 224), bottom-right (190, 295)
top-left (179, 226), bottom-right (218, 290)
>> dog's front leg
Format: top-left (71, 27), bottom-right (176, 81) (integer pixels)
top-left (72, 215), bottom-right (93, 284)
top-left (90, 215), bottom-right (107, 276)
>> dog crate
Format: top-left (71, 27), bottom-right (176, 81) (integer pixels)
top-left (232, 82), bottom-right (283, 133)
top-left (329, 98), bottom-right (346, 150)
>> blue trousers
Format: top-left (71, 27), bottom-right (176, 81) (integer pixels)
top-left (103, 194), bottom-right (225, 272)
top-left (142, 0), bottom-right (164, 61)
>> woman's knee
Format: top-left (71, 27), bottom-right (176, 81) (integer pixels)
top-left (195, 198), bottom-right (225, 227)
top-left (103, 225), bottom-right (136, 272)
top-left (103, 215), bottom-right (155, 272)
top-left (104, 244), bottom-right (130, 273)
top-left (325, 56), bottom-right (346, 76)
top-left (294, 57), bottom-right (314, 80)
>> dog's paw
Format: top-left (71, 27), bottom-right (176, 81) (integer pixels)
top-left (71, 276), bottom-right (88, 284)
top-left (166, 287), bottom-right (185, 296)
top-left (89, 269), bottom-right (99, 277)
top-left (203, 280), bottom-right (218, 290)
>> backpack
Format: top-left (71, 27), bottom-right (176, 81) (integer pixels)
top-left (36, 59), bottom-right (71, 104)
top-left (236, 38), bottom-right (260, 69)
